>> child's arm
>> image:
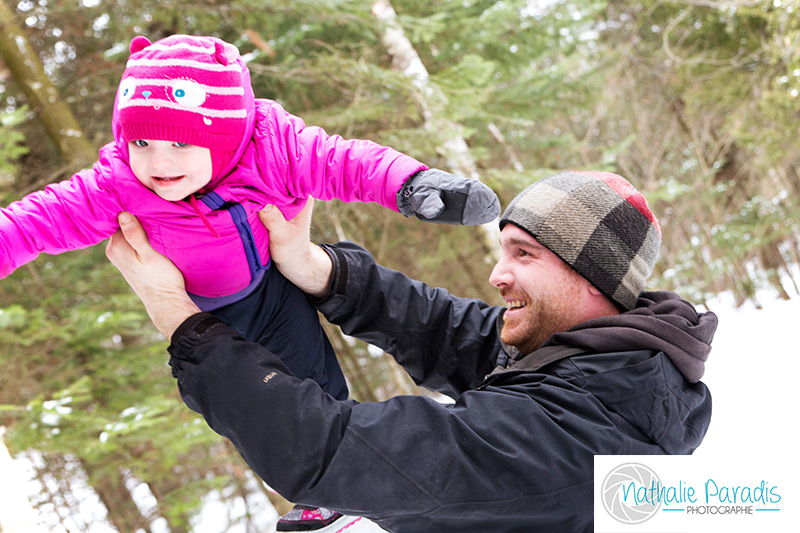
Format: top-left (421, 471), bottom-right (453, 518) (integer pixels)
top-left (255, 101), bottom-right (499, 224)
top-left (0, 148), bottom-right (123, 278)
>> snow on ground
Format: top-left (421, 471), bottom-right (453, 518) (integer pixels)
top-left (2, 292), bottom-right (799, 532)
top-left (694, 291), bottom-right (800, 463)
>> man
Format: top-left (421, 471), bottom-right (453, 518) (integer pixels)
top-left (106, 170), bottom-right (715, 532)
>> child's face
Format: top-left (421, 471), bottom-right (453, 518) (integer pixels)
top-left (129, 140), bottom-right (212, 201)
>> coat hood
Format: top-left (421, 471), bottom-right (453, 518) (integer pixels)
top-left (548, 290), bottom-right (717, 383)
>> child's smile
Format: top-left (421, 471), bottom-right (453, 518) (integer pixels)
top-left (129, 140), bottom-right (212, 201)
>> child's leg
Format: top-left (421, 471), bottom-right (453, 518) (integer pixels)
top-left (210, 266), bottom-right (349, 400)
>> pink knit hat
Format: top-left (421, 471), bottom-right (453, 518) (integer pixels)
top-left (116, 35), bottom-right (248, 154)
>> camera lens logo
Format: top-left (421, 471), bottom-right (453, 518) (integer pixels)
top-left (601, 462), bottom-right (662, 524)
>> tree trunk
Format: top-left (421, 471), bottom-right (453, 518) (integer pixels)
top-left (371, 0), bottom-right (500, 259)
top-left (145, 476), bottom-right (191, 533)
top-left (0, 2), bottom-right (95, 165)
top-left (81, 460), bottom-right (153, 533)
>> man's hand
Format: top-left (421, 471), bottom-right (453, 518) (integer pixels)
top-left (105, 212), bottom-right (200, 338)
top-left (258, 201), bottom-right (334, 299)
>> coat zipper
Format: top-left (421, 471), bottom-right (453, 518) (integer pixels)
top-left (199, 192), bottom-right (266, 277)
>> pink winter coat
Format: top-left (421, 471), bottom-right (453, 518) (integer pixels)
top-left (0, 98), bottom-right (426, 309)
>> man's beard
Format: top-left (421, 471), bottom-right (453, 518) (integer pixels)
top-left (499, 283), bottom-right (585, 356)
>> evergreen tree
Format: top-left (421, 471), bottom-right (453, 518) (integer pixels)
top-left (0, 0), bottom-right (798, 529)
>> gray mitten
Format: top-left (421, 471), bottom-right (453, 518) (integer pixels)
top-left (397, 169), bottom-right (500, 225)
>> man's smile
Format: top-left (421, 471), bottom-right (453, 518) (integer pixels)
top-left (502, 294), bottom-right (529, 314)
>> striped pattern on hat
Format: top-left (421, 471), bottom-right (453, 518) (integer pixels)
top-left (116, 35), bottom-right (247, 152)
top-left (499, 171), bottom-right (661, 311)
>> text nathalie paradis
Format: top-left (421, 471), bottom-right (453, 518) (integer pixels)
top-left (623, 478), bottom-right (781, 514)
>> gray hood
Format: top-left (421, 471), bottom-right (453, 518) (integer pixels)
top-left (547, 290), bottom-right (717, 383)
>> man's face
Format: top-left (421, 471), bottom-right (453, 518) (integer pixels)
top-left (489, 224), bottom-right (591, 355)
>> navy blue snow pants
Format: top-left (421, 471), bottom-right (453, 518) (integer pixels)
top-left (210, 265), bottom-right (349, 401)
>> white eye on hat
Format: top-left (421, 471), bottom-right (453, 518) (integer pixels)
top-left (170, 79), bottom-right (207, 107)
top-left (118, 77), bottom-right (138, 103)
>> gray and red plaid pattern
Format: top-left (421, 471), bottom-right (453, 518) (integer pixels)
top-left (499, 171), bottom-right (661, 310)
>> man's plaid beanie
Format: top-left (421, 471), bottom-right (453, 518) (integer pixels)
top-left (499, 171), bottom-right (661, 311)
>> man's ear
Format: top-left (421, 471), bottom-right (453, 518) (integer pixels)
top-left (584, 281), bottom-right (621, 316)
top-left (586, 283), bottom-right (604, 297)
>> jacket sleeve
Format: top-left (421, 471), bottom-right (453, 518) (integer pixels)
top-left (253, 100), bottom-right (427, 212)
top-left (316, 241), bottom-right (502, 397)
top-left (168, 314), bottom-right (615, 530)
top-left (0, 146), bottom-right (123, 278)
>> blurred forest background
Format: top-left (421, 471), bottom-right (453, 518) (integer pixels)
top-left (0, 0), bottom-right (798, 531)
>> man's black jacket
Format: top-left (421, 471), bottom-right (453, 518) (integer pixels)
top-left (168, 241), bottom-right (714, 532)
